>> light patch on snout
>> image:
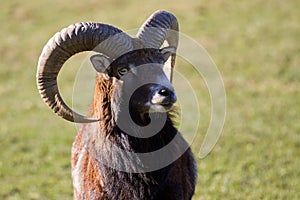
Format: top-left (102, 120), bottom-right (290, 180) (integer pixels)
top-left (149, 104), bottom-right (172, 112)
top-left (151, 92), bottom-right (170, 105)
top-left (146, 96), bottom-right (175, 113)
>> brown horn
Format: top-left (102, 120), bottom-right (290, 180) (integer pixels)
top-left (136, 10), bottom-right (179, 82)
top-left (37, 22), bottom-right (133, 123)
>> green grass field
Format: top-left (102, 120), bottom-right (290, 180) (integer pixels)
top-left (1, 0), bottom-right (299, 199)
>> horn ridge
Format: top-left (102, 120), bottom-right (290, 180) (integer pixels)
top-left (37, 22), bottom-right (133, 123)
top-left (137, 10), bottom-right (179, 82)
top-left (137, 10), bottom-right (179, 49)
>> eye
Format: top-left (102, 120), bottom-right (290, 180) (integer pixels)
top-left (118, 67), bottom-right (129, 76)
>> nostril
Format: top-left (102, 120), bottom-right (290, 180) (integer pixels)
top-left (158, 89), bottom-right (170, 97)
top-left (151, 87), bottom-right (176, 106)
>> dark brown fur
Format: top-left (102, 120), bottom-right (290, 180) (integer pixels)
top-left (71, 50), bottom-right (197, 200)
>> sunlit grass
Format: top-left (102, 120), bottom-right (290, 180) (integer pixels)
top-left (0, 0), bottom-right (299, 199)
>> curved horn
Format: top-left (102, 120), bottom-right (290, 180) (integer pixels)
top-left (136, 10), bottom-right (179, 82)
top-left (37, 22), bottom-right (133, 123)
top-left (137, 10), bottom-right (179, 48)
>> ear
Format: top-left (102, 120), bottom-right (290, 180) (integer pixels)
top-left (90, 54), bottom-right (111, 73)
top-left (160, 46), bottom-right (176, 63)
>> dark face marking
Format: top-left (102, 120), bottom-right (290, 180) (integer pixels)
top-left (91, 48), bottom-right (177, 125)
top-left (106, 48), bottom-right (165, 79)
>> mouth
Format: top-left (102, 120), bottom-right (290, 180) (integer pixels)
top-left (137, 103), bottom-right (173, 126)
top-left (131, 99), bottom-right (175, 114)
top-left (128, 87), bottom-right (176, 125)
top-left (148, 103), bottom-right (174, 113)
top-left (149, 92), bottom-right (176, 113)
top-left (128, 101), bottom-right (175, 127)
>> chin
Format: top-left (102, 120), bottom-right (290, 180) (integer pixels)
top-left (148, 104), bottom-right (173, 113)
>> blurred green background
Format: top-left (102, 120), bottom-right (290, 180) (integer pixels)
top-left (0, 0), bottom-right (299, 199)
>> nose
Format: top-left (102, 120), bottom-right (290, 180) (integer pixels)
top-left (151, 87), bottom-right (177, 105)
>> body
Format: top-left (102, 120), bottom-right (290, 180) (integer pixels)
top-left (72, 50), bottom-right (197, 199)
top-left (36, 10), bottom-right (197, 200)
top-left (72, 115), bottom-right (196, 200)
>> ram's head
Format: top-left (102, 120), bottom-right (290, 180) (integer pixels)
top-left (37, 10), bottom-right (179, 124)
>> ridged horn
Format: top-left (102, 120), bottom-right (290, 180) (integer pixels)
top-left (136, 10), bottom-right (179, 82)
top-left (37, 22), bottom-right (133, 123)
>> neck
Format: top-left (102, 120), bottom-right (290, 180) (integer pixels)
top-left (89, 74), bottom-right (177, 162)
top-left (79, 76), bottom-right (180, 199)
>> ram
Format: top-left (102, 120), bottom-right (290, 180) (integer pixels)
top-left (37, 10), bottom-right (196, 200)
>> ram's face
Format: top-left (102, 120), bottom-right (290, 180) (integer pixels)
top-left (91, 48), bottom-right (177, 124)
